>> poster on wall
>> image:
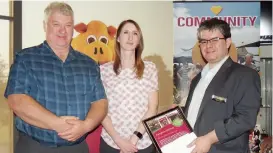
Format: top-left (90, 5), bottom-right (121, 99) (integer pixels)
top-left (173, 2), bottom-right (260, 106)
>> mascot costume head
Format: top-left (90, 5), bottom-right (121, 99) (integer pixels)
top-left (72, 20), bottom-right (117, 64)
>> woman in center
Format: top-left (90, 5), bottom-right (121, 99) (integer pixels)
top-left (99, 19), bottom-right (159, 153)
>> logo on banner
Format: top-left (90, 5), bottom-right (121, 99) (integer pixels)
top-left (210, 6), bottom-right (222, 15)
top-left (177, 5), bottom-right (257, 27)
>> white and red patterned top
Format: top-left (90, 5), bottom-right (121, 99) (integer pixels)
top-left (100, 61), bottom-right (158, 149)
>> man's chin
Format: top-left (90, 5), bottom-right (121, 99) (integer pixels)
top-left (47, 41), bottom-right (69, 50)
top-left (205, 58), bottom-right (218, 63)
top-left (56, 43), bottom-right (70, 49)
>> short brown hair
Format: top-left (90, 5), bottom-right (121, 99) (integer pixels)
top-left (197, 18), bottom-right (231, 40)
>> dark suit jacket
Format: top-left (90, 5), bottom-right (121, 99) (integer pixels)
top-left (184, 57), bottom-right (261, 153)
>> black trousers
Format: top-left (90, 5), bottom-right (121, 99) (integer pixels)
top-left (100, 137), bottom-right (156, 153)
top-left (15, 132), bottom-right (89, 153)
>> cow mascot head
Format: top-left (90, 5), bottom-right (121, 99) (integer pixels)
top-left (71, 20), bottom-right (117, 64)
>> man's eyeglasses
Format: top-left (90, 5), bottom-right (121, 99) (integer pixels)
top-left (199, 37), bottom-right (226, 46)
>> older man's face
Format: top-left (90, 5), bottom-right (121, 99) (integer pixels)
top-left (44, 11), bottom-right (74, 50)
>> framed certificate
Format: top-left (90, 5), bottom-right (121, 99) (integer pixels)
top-left (143, 106), bottom-right (196, 153)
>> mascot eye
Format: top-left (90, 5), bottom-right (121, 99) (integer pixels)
top-left (86, 35), bottom-right (97, 44)
top-left (99, 36), bottom-right (108, 44)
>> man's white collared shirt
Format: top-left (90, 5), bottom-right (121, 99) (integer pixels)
top-left (187, 56), bottom-right (229, 128)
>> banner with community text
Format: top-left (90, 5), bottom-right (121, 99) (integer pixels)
top-left (173, 2), bottom-right (260, 106)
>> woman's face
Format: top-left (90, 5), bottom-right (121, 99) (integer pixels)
top-left (117, 22), bottom-right (140, 51)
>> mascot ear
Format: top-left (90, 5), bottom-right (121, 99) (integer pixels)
top-left (108, 26), bottom-right (117, 38)
top-left (228, 42), bottom-right (238, 62)
top-left (74, 23), bottom-right (87, 33)
top-left (192, 41), bottom-right (206, 67)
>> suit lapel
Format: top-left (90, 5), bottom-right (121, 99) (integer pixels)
top-left (195, 58), bottom-right (233, 129)
top-left (184, 73), bottom-right (201, 117)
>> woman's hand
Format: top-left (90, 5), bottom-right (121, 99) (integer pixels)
top-left (114, 137), bottom-right (138, 153)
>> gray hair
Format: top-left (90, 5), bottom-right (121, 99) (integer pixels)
top-left (44, 1), bottom-right (74, 23)
top-left (197, 18), bottom-right (231, 40)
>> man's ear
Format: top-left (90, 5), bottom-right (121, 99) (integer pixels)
top-left (43, 21), bottom-right (46, 32)
top-left (226, 38), bottom-right (232, 49)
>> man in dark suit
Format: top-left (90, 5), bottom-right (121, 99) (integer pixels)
top-left (185, 18), bottom-right (261, 153)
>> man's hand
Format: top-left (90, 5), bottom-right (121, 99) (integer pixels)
top-left (188, 135), bottom-right (213, 153)
top-left (58, 119), bottom-right (89, 142)
top-left (188, 130), bottom-right (219, 153)
top-left (114, 137), bottom-right (138, 153)
top-left (60, 116), bottom-right (79, 120)
top-left (53, 117), bottom-right (77, 134)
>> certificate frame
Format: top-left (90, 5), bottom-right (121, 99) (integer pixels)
top-left (142, 106), bottom-right (193, 153)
